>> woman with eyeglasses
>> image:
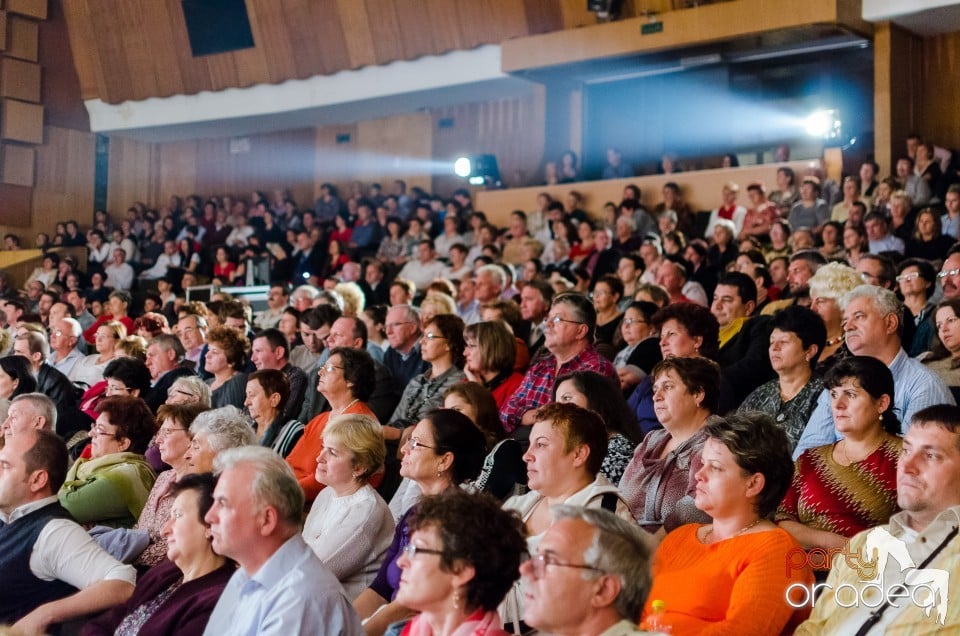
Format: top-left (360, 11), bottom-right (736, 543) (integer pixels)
top-left (353, 409), bottom-right (486, 636)
top-left (131, 403), bottom-right (206, 568)
top-left (391, 491), bottom-right (526, 636)
top-left (204, 325), bottom-right (248, 409)
top-left (285, 347), bottom-right (377, 504)
top-left (613, 301), bottom-right (662, 394)
top-left (388, 314), bottom-right (466, 429)
top-left (59, 396), bottom-right (157, 528)
top-left (303, 414), bottom-right (394, 601)
top-left (182, 406), bottom-right (257, 474)
top-left (165, 376), bottom-right (211, 407)
top-left (894, 258), bottom-right (938, 357)
top-left (462, 321), bottom-right (523, 411)
top-left (82, 473), bottom-right (235, 636)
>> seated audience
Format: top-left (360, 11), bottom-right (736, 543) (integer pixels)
top-left (203, 446), bottom-right (363, 634)
top-left (303, 414), bottom-right (394, 601)
top-left (592, 274), bottom-right (624, 349)
top-left (521, 505), bottom-right (653, 635)
top-left (81, 473), bottom-right (234, 635)
top-left (642, 413), bottom-right (813, 633)
top-left (923, 298), bottom-right (960, 392)
top-left (795, 405), bottom-right (960, 633)
top-left (613, 300), bottom-right (662, 395)
top-left (165, 375), bottom-right (212, 407)
top-left (182, 406), bottom-right (258, 474)
top-left (0, 429), bottom-right (136, 633)
top-left (712, 272), bottom-right (776, 403)
top-left (777, 356), bottom-right (901, 554)
top-left (204, 325), bottom-right (249, 409)
top-left (739, 305), bottom-right (827, 451)
top-left (806, 262), bottom-right (861, 374)
top-left (393, 491), bottom-right (526, 636)
top-left (285, 347), bottom-right (377, 503)
top-left (244, 368), bottom-right (303, 458)
top-left (353, 409), bottom-right (486, 636)
top-left (620, 357), bottom-right (718, 535)
top-left (555, 371), bottom-right (641, 484)
top-left (462, 320), bottom-right (524, 410)
top-left (59, 397), bottom-right (157, 528)
top-left (897, 258), bottom-right (937, 357)
top-left (70, 321), bottom-right (126, 389)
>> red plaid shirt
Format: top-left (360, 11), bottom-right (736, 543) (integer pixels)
top-left (499, 345), bottom-right (616, 432)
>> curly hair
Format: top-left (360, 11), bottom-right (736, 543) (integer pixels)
top-left (96, 396), bottom-right (156, 454)
top-left (206, 325), bottom-right (248, 371)
top-left (651, 303), bottom-right (720, 361)
top-left (409, 491), bottom-right (526, 612)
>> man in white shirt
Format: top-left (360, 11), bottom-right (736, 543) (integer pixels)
top-left (140, 240), bottom-right (182, 280)
top-left (103, 248), bottom-right (135, 291)
top-left (397, 240), bottom-right (447, 293)
top-left (49, 318), bottom-right (85, 378)
top-left (254, 284), bottom-right (289, 331)
top-left (203, 446), bottom-right (362, 635)
top-left (0, 429), bottom-right (135, 633)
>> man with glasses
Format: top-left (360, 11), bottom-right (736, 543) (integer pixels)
top-left (176, 313), bottom-right (208, 372)
top-left (795, 285), bottom-right (954, 458)
top-left (500, 292), bottom-right (616, 432)
top-left (521, 506), bottom-right (653, 636)
top-left (49, 318), bottom-right (84, 378)
top-left (939, 246), bottom-right (960, 301)
top-left (383, 305), bottom-right (426, 394)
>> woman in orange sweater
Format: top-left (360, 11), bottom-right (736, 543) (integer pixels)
top-left (284, 347), bottom-right (377, 503)
top-left (642, 412), bottom-right (814, 635)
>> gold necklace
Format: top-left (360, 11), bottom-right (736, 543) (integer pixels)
top-left (704, 518), bottom-right (763, 543)
top-left (838, 437), bottom-right (882, 465)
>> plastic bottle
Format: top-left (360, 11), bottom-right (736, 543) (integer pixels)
top-left (641, 599), bottom-right (672, 634)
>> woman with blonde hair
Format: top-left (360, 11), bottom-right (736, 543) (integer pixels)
top-left (807, 262), bottom-right (862, 373)
top-left (303, 414), bottom-right (394, 600)
top-left (71, 321), bottom-right (127, 388)
top-left (418, 292), bottom-right (456, 326)
top-left (334, 281), bottom-right (366, 317)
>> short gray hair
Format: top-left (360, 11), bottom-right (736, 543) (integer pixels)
top-left (214, 445), bottom-right (304, 530)
top-left (171, 376), bottom-right (212, 408)
top-left (840, 284), bottom-right (903, 329)
top-left (11, 393), bottom-right (56, 431)
top-left (552, 505), bottom-right (653, 621)
top-left (476, 264), bottom-right (505, 289)
top-left (390, 303), bottom-right (420, 326)
top-left (189, 406), bottom-right (257, 452)
top-left (60, 317), bottom-right (83, 339)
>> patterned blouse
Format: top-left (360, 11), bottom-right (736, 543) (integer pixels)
top-left (738, 377), bottom-right (825, 453)
top-left (776, 435), bottom-right (902, 537)
top-left (601, 434), bottom-right (637, 486)
top-left (133, 470), bottom-right (177, 568)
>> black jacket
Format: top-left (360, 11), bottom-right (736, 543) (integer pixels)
top-left (717, 315), bottom-right (776, 404)
top-left (144, 366), bottom-right (198, 413)
top-left (37, 363), bottom-right (88, 439)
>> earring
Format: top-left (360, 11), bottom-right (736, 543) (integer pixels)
top-left (453, 589), bottom-right (461, 610)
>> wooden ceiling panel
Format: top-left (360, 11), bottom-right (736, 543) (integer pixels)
top-left (63, 0), bottom-right (569, 104)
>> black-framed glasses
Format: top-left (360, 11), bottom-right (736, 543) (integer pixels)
top-left (401, 543), bottom-right (444, 559)
top-left (525, 553), bottom-right (605, 578)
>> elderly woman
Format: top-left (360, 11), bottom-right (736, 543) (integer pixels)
top-left (777, 356), bottom-right (901, 552)
top-left (462, 320), bottom-right (523, 410)
top-left (389, 314), bottom-right (466, 429)
top-left (82, 474), bottom-right (234, 636)
top-left (613, 300), bottom-right (662, 394)
top-left (739, 305), bottom-right (827, 452)
top-left (59, 397), bottom-right (157, 528)
top-left (286, 347), bottom-right (377, 503)
top-left (898, 258), bottom-right (937, 357)
top-left (133, 403), bottom-right (207, 568)
top-left (923, 298), bottom-right (960, 389)
top-left (642, 413), bottom-right (813, 634)
top-left (303, 414), bottom-right (394, 601)
top-left (244, 368), bottom-right (303, 458)
top-left (626, 302), bottom-right (728, 435)
top-left (555, 371), bottom-right (641, 484)
top-left (353, 409), bottom-right (487, 636)
top-left (205, 325), bottom-right (248, 409)
top-left (182, 406), bottom-right (258, 474)
top-left (619, 357), bottom-right (718, 536)
top-left (394, 491), bottom-right (526, 636)
top-left (71, 321), bottom-right (126, 388)
top-left (166, 376), bottom-right (211, 407)
top-left (807, 261), bottom-right (862, 374)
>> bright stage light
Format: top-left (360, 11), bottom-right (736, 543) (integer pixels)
top-left (805, 109), bottom-right (841, 139)
top-left (453, 157), bottom-right (472, 178)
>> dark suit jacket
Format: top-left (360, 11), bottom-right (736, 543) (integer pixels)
top-left (299, 358), bottom-right (400, 424)
top-left (589, 248), bottom-right (621, 287)
top-left (145, 366), bottom-right (198, 413)
top-left (37, 363), bottom-right (88, 438)
top-left (717, 315), bottom-right (776, 404)
top-left (358, 280), bottom-right (390, 308)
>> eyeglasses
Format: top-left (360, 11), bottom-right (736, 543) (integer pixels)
top-left (545, 315), bottom-right (584, 327)
top-left (622, 318), bottom-right (647, 326)
top-left (156, 426), bottom-right (188, 438)
top-left (401, 543), bottom-right (444, 560)
top-left (167, 388), bottom-right (196, 399)
top-left (106, 383), bottom-right (131, 394)
top-left (421, 332), bottom-right (446, 341)
top-left (895, 272), bottom-right (921, 282)
top-left (938, 268), bottom-right (960, 280)
top-left (319, 363), bottom-right (343, 374)
top-left (859, 272), bottom-right (882, 283)
top-left (524, 553), bottom-right (605, 578)
top-left (405, 438), bottom-right (435, 452)
top-left (90, 423), bottom-right (120, 437)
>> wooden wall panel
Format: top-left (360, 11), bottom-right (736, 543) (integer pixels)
top-left (356, 112), bottom-right (433, 193)
top-left (432, 88), bottom-right (547, 198)
top-left (874, 23), bottom-right (922, 176)
top-left (921, 31), bottom-right (960, 151)
top-left (107, 136), bottom-right (161, 214)
top-left (62, 0), bottom-right (568, 105)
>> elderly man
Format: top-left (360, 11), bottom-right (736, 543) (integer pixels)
top-left (656, 258), bottom-right (708, 306)
top-left (254, 284), bottom-right (290, 331)
top-left (796, 405), bottom-right (960, 633)
top-left (711, 272), bottom-right (776, 403)
top-left (13, 332), bottom-right (82, 439)
top-left (1, 393), bottom-right (56, 437)
top-left (290, 284), bottom-right (321, 313)
top-left (521, 506), bottom-right (653, 635)
top-left (176, 313), bottom-right (208, 371)
top-left (250, 328), bottom-right (308, 422)
top-left (298, 315), bottom-right (398, 425)
top-left (0, 429), bottom-right (136, 633)
top-left (939, 246), bottom-right (960, 301)
top-left (50, 317), bottom-right (85, 378)
top-left (382, 304), bottom-right (426, 393)
top-left (468, 265), bottom-right (505, 324)
top-left (144, 334), bottom-right (197, 412)
top-left (500, 292), bottom-right (617, 431)
top-left (795, 285), bottom-right (954, 458)
top-left (203, 446), bottom-right (363, 635)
